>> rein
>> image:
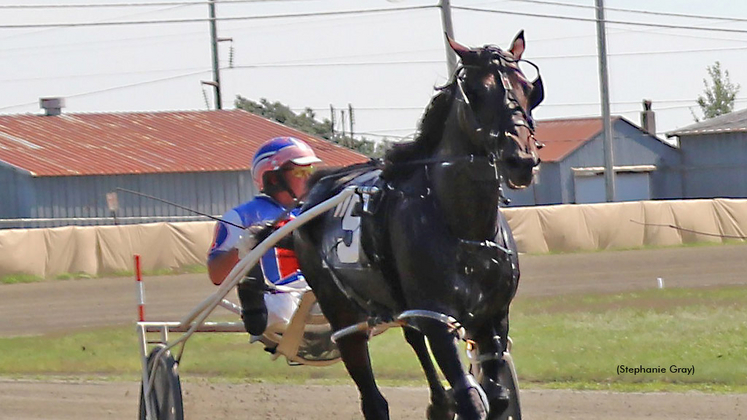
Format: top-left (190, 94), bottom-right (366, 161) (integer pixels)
top-left (387, 153), bottom-right (496, 168)
top-left (385, 152), bottom-right (509, 205)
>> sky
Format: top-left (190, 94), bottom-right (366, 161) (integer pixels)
top-left (1, 0), bottom-right (746, 143)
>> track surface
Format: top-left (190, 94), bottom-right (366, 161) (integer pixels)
top-left (2, 244), bottom-right (746, 419)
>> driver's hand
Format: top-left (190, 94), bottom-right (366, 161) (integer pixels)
top-left (235, 225), bottom-right (265, 259)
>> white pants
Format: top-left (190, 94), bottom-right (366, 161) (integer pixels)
top-left (263, 280), bottom-right (307, 334)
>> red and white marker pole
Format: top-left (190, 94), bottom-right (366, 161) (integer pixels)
top-left (134, 254), bottom-right (145, 322)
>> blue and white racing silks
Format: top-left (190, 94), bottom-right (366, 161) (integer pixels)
top-left (208, 195), bottom-right (304, 286)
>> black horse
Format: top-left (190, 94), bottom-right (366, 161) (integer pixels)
top-left (294, 31), bottom-right (544, 420)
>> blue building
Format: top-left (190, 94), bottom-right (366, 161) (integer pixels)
top-left (666, 108), bottom-right (747, 199)
top-left (505, 116), bottom-right (682, 206)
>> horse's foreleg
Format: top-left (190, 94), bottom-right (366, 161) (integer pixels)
top-left (403, 327), bottom-right (455, 420)
top-left (473, 314), bottom-right (511, 420)
top-left (336, 332), bottom-right (390, 420)
top-left (419, 320), bottom-right (487, 420)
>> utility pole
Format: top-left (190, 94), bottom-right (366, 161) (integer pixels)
top-left (595, 0), bottom-right (615, 202)
top-left (348, 103), bottom-right (355, 139)
top-left (439, 0), bottom-right (457, 76)
top-left (330, 104), bottom-right (336, 137)
top-left (340, 109), bottom-right (347, 138)
top-left (208, 0), bottom-right (222, 109)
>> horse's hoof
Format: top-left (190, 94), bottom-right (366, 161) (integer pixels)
top-left (481, 378), bottom-right (510, 419)
top-left (426, 387), bottom-right (456, 420)
top-left (427, 403), bottom-right (456, 420)
top-left (427, 394), bottom-right (456, 420)
top-left (454, 387), bottom-right (487, 420)
top-left (361, 393), bottom-right (390, 420)
top-left (486, 394), bottom-right (510, 420)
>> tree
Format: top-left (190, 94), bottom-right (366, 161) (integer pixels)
top-left (234, 95), bottom-right (391, 158)
top-left (694, 61), bottom-right (740, 121)
top-left (235, 96), bottom-right (333, 139)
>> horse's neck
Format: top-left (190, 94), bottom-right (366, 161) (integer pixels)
top-left (428, 126), bottom-right (501, 241)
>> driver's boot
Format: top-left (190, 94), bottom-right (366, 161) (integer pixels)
top-left (237, 276), bottom-right (267, 336)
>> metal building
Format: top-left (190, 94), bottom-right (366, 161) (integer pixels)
top-left (666, 109), bottom-right (747, 199)
top-left (505, 116), bottom-right (682, 206)
top-left (0, 109), bottom-right (368, 228)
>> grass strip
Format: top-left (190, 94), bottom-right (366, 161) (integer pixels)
top-left (1, 265), bottom-right (207, 284)
top-left (1, 286), bottom-right (746, 392)
top-left (0, 274), bottom-right (44, 284)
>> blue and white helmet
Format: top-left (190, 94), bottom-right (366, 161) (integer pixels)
top-left (251, 137), bottom-right (321, 191)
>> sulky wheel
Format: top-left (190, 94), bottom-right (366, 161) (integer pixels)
top-left (139, 345), bottom-right (184, 420)
top-left (494, 352), bottom-right (521, 420)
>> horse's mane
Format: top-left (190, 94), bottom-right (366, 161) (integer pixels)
top-left (381, 82), bottom-right (456, 180)
top-left (301, 81), bottom-right (457, 210)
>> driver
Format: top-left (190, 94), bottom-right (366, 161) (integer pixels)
top-left (207, 136), bottom-right (321, 336)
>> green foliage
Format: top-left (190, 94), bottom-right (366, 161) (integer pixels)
top-left (0, 273), bottom-right (43, 284)
top-left (234, 95), bottom-right (393, 158)
top-left (236, 96), bottom-right (333, 140)
top-left (694, 61), bottom-right (741, 121)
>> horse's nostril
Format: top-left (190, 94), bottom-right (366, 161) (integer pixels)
top-left (506, 153), bottom-right (539, 169)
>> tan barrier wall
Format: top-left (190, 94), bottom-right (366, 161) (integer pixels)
top-left (503, 198), bottom-right (747, 254)
top-left (1, 199), bottom-right (745, 279)
top-left (0, 222), bottom-right (215, 279)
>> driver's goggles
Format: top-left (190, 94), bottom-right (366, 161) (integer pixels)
top-left (285, 165), bottom-right (316, 178)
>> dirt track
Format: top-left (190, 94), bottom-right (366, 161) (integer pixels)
top-left (2, 379), bottom-right (746, 420)
top-left (2, 243), bottom-right (746, 419)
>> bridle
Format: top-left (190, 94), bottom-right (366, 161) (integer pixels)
top-left (453, 47), bottom-right (543, 160)
top-left (382, 47), bottom-right (543, 200)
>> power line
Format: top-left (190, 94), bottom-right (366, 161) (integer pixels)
top-left (0, 1), bottom-right (203, 8)
top-left (0, 67), bottom-right (207, 83)
top-left (453, 6), bottom-right (747, 35)
top-left (0, 5), bottom-right (436, 29)
top-left (0, 3), bottom-right (195, 44)
top-left (356, 131), bottom-right (414, 140)
top-left (224, 39), bottom-right (747, 69)
top-left (551, 98), bottom-right (747, 126)
top-left (532, 43), bottom-right (747, 61)
top-left (1, 51), bottom-right (742, 111)
top-left (0, 69), bottom-right (210, 112)
top-left (231, 59), bottom-right (442, 70)
top-left (0, 0), bottom-right (315, 8)
top-left (504, 0), bottom-right (747, 24)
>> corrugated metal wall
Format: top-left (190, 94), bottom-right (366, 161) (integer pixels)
top-left (560, 121), bottom-right (681, 203)
top-left (0, 163), bottom-right (34, 218)
top-left (505, 162), bottom-right (563, 206)
top-left (6, 170), bottom-right (256, 221)
top-left (680, 132), bottom-right (747, 198)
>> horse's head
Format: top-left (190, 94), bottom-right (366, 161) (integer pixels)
top-left (448, 30), bottom-right (544, 189)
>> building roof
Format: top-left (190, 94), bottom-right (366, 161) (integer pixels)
top-left (534, 117), bottom-right (605, 162)
top-left (534, 116), bottom-right (671, 163)
top-left (0, 110), bottom-right (368, 177)
top-left (666, 107), bottom-right (747, 137)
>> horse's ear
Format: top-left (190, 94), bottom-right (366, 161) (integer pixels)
top-left (447, 34), bottom-right (472, 59)
top-left (509, 30), bottom-right (525, 60)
